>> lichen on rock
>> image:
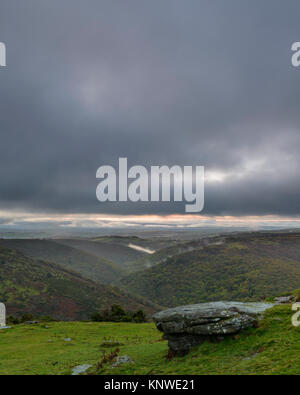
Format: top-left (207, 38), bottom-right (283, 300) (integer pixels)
top-left (153, 301), bottom-right (274, 355)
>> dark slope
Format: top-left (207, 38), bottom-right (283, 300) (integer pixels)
top-left (0, 246), bottom-right (161, 320)
top-left (0, 239), bottom-right (124, 284)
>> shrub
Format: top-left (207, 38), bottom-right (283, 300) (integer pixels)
top-left (91, 305), bottom-right (147, 323)
top-left (133, 309), bottom-right (147, 323)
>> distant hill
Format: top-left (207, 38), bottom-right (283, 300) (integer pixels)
top-left (120, 233), bottom-right (300, 307)
top-left (0, 239), bottom-right (125, 284)
top-left (129, 236), bottom-right (226, 271)
top-left (55, 238), bottom-right (145, 270)
top-left (53, 236), bottom-right (176, 273)
top-left (0, 246), bottom-right (161, 320)
top-left (0, 237), bottom-right (175, 280)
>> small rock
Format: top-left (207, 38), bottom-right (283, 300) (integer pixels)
top-left (112, 355), bottom-right (134, 367)
top-left (0, 326), bottom-right (11, 330)
top-left (71, 364), bottom-right (92, 376)
top-left (274, 296), bottom-right (294, 304)
top-left (243, 353), bottom-right (258, 361)
top-left (64, 338), bottom-right (72, 342)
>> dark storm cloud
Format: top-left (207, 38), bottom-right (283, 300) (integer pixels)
top-left (1, 0), bottom-right (300, 216)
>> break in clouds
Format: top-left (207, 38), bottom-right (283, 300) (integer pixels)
top-left (1, 0), bottom-right (300, 218)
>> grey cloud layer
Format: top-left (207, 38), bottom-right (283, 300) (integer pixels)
top-left (0, 0), bottom-right (300, 216)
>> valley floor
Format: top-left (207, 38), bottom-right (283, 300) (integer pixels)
top-left (0, 305), bottom-right (300, 375)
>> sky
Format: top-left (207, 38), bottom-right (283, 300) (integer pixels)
top-left (1, 0), bottom-right (300, 229)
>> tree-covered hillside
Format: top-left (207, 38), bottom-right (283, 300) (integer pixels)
top-left (121, 234), bottom-right (300, 307)
top-left (0, 246), bottom-right (161, 320)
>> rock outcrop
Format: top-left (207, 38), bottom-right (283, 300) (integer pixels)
top-left (274, 295), bottom-right (294, 304)
top-left (153, 301), bottom-right (273, 355)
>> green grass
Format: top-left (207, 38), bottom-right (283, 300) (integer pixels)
top-left (0, 322), bottom-right (162, 375)
top-left (1, 304), bottom-right (300, 375)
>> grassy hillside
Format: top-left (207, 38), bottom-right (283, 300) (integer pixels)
top-left (0, 239), bottom-right (124, 284)
top-left (0, 304), bottom-right (299, 375)
top-left (121, 234), bottom-right (300, 307)
top-left (0, 246), bottom-right (160, 320)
